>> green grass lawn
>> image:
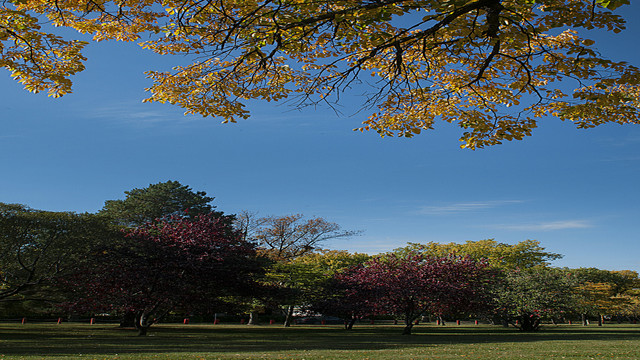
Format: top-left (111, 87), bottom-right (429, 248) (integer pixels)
top-left (1, 322), bottom-right (639, 359)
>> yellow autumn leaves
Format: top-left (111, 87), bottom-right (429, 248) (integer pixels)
top-left (1, 0), bottom-right (639, 148)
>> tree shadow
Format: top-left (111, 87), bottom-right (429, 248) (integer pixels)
top-left (1, 324), bottom-right (639, 357)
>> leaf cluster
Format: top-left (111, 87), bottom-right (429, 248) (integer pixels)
top-left (3, 0), bottom-right (639, 147)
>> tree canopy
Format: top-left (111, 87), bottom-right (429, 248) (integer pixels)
top-left (334, 253), bottom-right (495, 334)
top-left (0, 203), bottom-right (116, 303)
top-left (394, 239), bottom-right (562, 270)
top-left (493, 266), bottom-right (578, 331)
top-left (60, 213), bottom-right (262, 335)
top-left (3, 0), bottom-right (639, 148)
top-left (249, 214), bottom-right (359, 260)
top-left (569, 267), bottom-right (640, 324)
top-left (100, 181), bottom-right (218, 227)
top-left (263, 249), bottom-right (370, 327)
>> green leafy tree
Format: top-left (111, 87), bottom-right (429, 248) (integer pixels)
top-left (293, 250), bottom-right (372, 275)
top-left (100, 181), bottom-right (218, 227)
top-left (611, 271), bottom-right (640, 321)
top-left (271, 250), bottom-right (371, 327)
top-left (0, 203), bottom-right (117, 305)
top-left (3, 0), bottom-right (639, 148)
top-left (494, 267), bottom-right (578, 331)
top-left (394, 240), bottom-right (569, 328)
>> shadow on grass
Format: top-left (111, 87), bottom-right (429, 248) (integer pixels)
top-left (1, 323), bottom-right (639, 357)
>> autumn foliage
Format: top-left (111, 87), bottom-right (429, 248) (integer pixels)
top-left (2, 0), bottom-right (639, 148)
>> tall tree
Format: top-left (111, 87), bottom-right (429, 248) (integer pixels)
top-left (3, 0), bottom-right (639, 148)
top-left (237, 213), bottom-right (359, 326)
top-left (100, 181), bottom-right (218, 227)
top-left (60, 214), bottom-right (262, 336)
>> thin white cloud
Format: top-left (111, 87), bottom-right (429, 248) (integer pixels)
top-left (417, 200), bottom-right (522, 215)
top-left (596, 135), bottom-right (640, 148)
top-left (598, 155), bottom-right (640, 162)
top-left (90, 106), bottom-right (178, 125)
top-left (339, 238), bottom-right (401, 255)
top-left (495, 220), bottom-right (593, 231)
top-left (0, 134), bottom-right (23, 139)
top-left (84, 101), bottom-right (203, 127)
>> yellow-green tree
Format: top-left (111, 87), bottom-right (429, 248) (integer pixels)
top-left (612, 271), bottom-right (640, 320)
top-left (262, 249), bottom-right (370, 327)
top-left (394, 239), bottom-right (562, 270)
top-left (292, 250), bottom-right (372, 275)
top-left (570, 268), bottom-right (640, 325)
top-left (3, 0), bottom-right (639, 148)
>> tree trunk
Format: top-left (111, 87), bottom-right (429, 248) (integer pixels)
top-left (402, 321), bottom-right (414, 335)
top-left (345, 317), bottom-right (356, 330)
top-left (283, 305), bottom-right (294, 327)
top-left (517, 314), bottom-right (541, 332)
top-left (248, 311), bottom-right (258, 325)
top-left (581, 313), bottom-right (588, 326)
top-left (438, 316), bottom-right (446, 326)
top-left (402, 314), bottom-right (418, 335)
top-left (135, 312), bottom-right (151, 336)
top-left (137, 326), bottom-right (149, 336)
top-left (598, 314), bottom-right (604, 326)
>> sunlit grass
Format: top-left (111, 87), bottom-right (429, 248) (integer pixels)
top-left (0, 322), bottom-right (638, 359)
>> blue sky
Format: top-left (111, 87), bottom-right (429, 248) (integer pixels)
top-left (1, 3), bottom-right (639, 272)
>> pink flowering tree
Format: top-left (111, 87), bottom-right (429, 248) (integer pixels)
top-left (60, 214), bottom-right (263, 335)
top-left (333, 253), bottom-right (495, 335)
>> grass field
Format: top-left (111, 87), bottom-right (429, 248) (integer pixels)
top-left (1, 322), bottom-right (639, 359)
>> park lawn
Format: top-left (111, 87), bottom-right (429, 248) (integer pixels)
top-left (0, 323), bottom-right (639, 359)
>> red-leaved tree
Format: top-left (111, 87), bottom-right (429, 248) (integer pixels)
top-left (334, 253), bottom-right (495, 335)
top-left (60, 214), bottom-right (263, 335)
